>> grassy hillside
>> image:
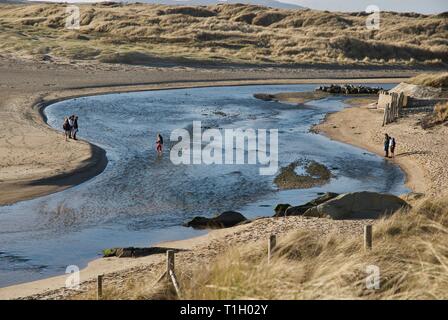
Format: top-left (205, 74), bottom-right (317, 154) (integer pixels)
top-left (0, 2), bottom-right (447, 67)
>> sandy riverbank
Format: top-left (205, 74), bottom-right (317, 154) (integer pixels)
top-left (314, 102), bottom-right (448, 197)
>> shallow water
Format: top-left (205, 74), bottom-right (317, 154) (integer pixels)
top-left (0, 84), bottom-right (408, 287)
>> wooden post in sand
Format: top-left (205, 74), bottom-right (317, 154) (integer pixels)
top-left (97, 274), bottom-right (103, 300)
top-left (268, 234), bottom-right (277, 263)
top-left (382, 103), bottom-right (389, 126)
top-left (169, 269), bottom-right (182, 298)
top-left (364, 225), bottom-right (372, 250)
top-left (166, 250), bottom-right (175, 280)
top-left (397, 92), bottom-right (404, 117)
top-left (166, 250), bottom-right (182, 298)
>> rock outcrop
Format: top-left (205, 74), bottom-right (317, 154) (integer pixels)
top-left (102, 247), bottom-right (177, 258)
top-left (303, 191), bottom-right (409, 219)
top-left (274, 203), bottom-right (292, 217)
top-left (316, 84), bottom-right (383, 94)
top-left (184, 211), bottom-right (248, 229)
top-left (284, 192), bottom-right (339, 216)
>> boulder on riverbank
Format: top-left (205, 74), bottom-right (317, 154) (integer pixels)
top-left (283, 192), bottom-right (339, 216)
top-left (184, 211), bottom-right (248, 229)
top-left (274, 203), bottom-right (291, 217)
top-left (303, 191), bottom-right (409, 219)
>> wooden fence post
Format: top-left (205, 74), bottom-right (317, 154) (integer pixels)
top-left (382, 103), bottom-right (388, 126)
top-left (169, 269), bottom-right (182, 298)
top-left (391, 93), bottom-right (396, 123)
top-left (166, 250), bottom-right (175, 280)
top-left (166, 250), bottom-right (182, 298)
top-left (364, 225), bottom-right (372, 250)
top-left (398, 92), bottom-right (404, 117)
top-left (97, 274), bottom-right (103, 300)
top-left (268, 234), bottom-right (277, 263)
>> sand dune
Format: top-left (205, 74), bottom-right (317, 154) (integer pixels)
top-left (0, 3), bottom-right (446, 67)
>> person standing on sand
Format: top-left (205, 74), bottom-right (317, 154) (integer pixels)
top-left (156, 133), bottom-right (164, 154)
top-left (389, 136), bottom-right (396, 158)
top-left (72, 115), bottom-right (79, 140)
top-left (384, 133), bottom-right (390, 158)
top-left (63, 117), bottom-right (71, 141)
top-left (68, 115), bottom-right (75, 139)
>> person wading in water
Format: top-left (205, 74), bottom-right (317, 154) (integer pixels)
top-left (156, 133), bottom-right (164, 155)
top-left (384, 133), bottom-right (390, 158)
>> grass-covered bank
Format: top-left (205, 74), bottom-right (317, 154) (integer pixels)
top-left (179, 197), bottom-right (448, 299)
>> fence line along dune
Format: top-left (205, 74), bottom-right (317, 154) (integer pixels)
top-left (179, 197), bottom-right (448, 300)
top-left (0, 3), bottom-right (447, 66)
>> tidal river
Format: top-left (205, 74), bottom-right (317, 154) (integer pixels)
top-left (0, 84), bottom-right (408, 287)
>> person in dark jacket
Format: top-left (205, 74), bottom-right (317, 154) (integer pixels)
top-left (72, 115), bottom-right (79, 140)
top-left (63, 117), bottom-right (71, 141)
top-left (384, 133), bottom-right (390, 158)
top-left (156, 133), bottom-right (163, 154)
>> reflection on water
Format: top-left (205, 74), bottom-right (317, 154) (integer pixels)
top-left (0, 84), bottom-right (407, 287)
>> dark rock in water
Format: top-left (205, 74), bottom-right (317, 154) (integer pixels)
top-left (303, 191), bottom-right (409, 219)
top-left (283, 192), bottom-right (340, 216)
top-left (253, 93), bottom-right (276, 101)
top-left (116, 248), bottom-right (134, 258)
top-left (274, 203), bottom-right (291, 217)
top-left (274, 160), bottom-right (331, 190)
top-left (184, 211), bottom-right (247, 229)
top-left (102, 247), bottom-right (178, 258)
top-left (315, 84), bottom-right (383, 95)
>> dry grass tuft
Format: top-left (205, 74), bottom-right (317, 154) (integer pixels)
top-left (179, 197), bottom-right (448, 299)
top-left (418, 101), bottom-right (448, 129)
top-left (435, 102), bottom-right (448, 122)
top-left (407, 72), bottom-right (448, 88)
